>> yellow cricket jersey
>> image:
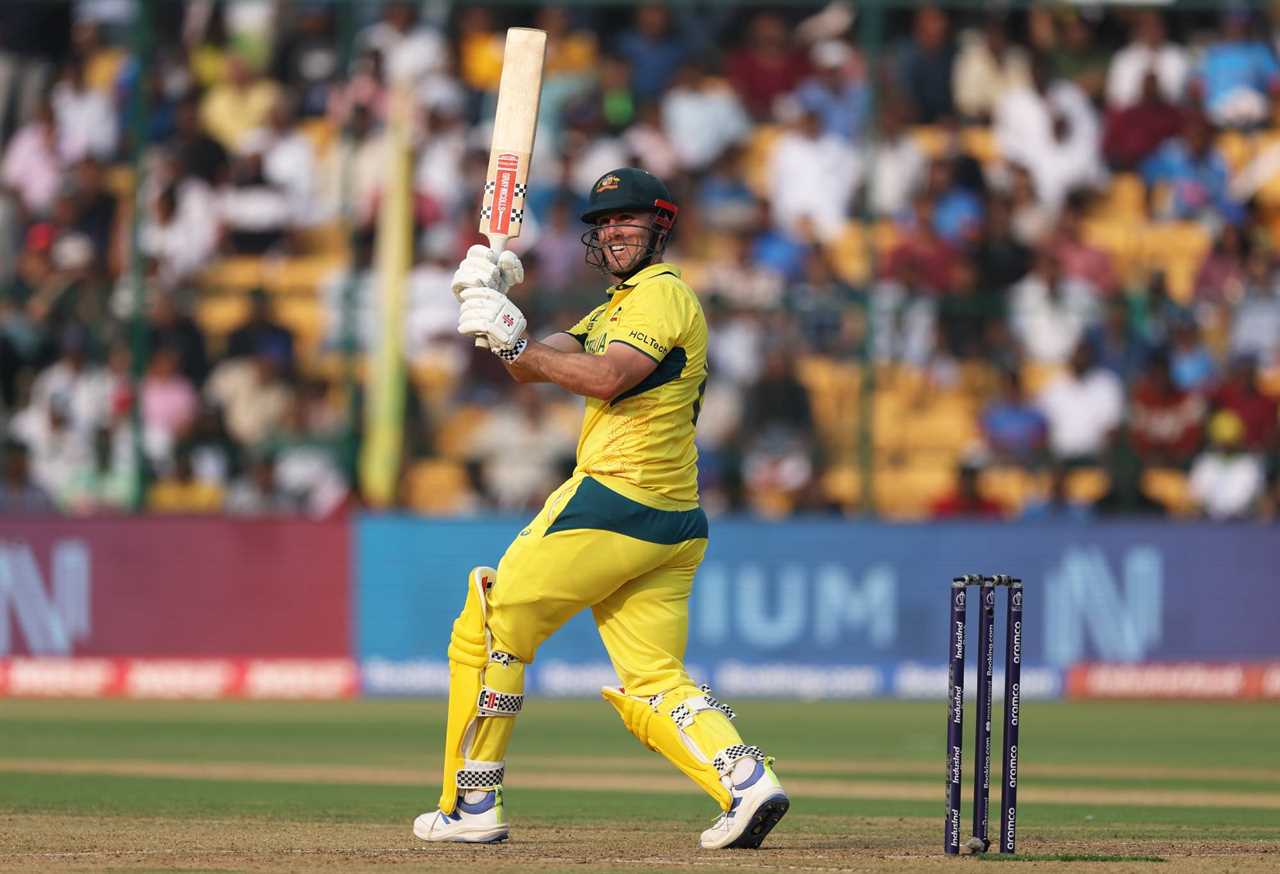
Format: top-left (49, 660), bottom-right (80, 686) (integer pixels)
top-left (565, 263), bottom-right (708, 509)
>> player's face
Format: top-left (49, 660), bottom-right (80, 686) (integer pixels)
top-left (595, 211), bottom-right (652, 275)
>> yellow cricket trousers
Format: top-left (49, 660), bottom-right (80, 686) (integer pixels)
top-left (489, 472), bottom-right (708, 697)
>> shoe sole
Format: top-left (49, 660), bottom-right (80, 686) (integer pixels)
top-left (416, 829), bottom-right (509, 844)
top-left (726, 794), bottom-right (790, 849)
top-left (413, 820), bottom-right (510, 844)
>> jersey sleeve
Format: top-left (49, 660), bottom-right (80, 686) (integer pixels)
top-left (610, 281), bottom-right (687, 362)
top-left (565, 304), bottom-right (607, 346)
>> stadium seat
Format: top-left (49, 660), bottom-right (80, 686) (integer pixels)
top-left (1082, 220), bottom-right (1142, 285)
top-left (979, 466), bottom-right (1048, 513)
top-left (960, 127), bottom-right (999, 165)
top-left (874, 460), bottom-right (956, 520)
top-left (1258, 364), bottom-right (1280, 398)
top-left (404, 458), bottom-right (475, 515)
top-left (436, 406), bottom-right (492, 460)
top-left (194, 296), bottom-right (248, 338)
top-left (105, 164), bottom-right (134, 198)
top-left (825, 221), bottom-right (901, 286)
top-left (271, 296), bottom-right (327, 354)
top-left (265, 256), bottom-right (346, 294)
top-left (1140, 222), bottom-right (1211, 303)
top-left (1215, 129), bottom-right (1256, 173)
top-left (900, 397), bottom-right (980, 456)
top-left (911, 125), bottom-right (947, 158)
top-left (196, 292), bottom-right (326, 360)
top-left (1066, 467), bottom-right (1110, 504)
top-left (1141, 467), bottom-right (1197, 516)
top-left (298, 118), bottom-right (336, 155)
top-left (295, 222), bottom-right (350, 257)
top-left (743, 125), bottom-right (783, 197)
top-left (1020, 361), bottom-right (1065, 396)
top-left (199, 257), bottom-right (267, 291)
top-left (1091, 174), bottom-right (1147, 222)
top-left (795, 356), bottom-right (863, 454)
top-left (821, 464), bottom-right (862, 510)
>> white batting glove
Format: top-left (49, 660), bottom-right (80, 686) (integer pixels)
top-left (450, 245), bottom-right (525, 301)
top-left (457, 285), bottom-right (527, 351)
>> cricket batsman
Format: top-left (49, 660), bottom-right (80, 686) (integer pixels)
top-left (414, 168), bottom-right (789, 849)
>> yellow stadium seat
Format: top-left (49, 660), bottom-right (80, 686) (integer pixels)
top-left (266, 256), bottom-right (346, 294)
top-left (1142, 467), bottom-right (1196, 517)
top-left (105, 164), bottom-right (135, 198)
top-left (794, 355), bottom-right (864, 454)
top-left (298, 118), bottom-right (336, 155)
top-left (1066, 467), bottom-right (1110, 504)
top-left (1258, 364), bottom-right (1280, 398)
top-left (902, 398), bottom-right (979, 456)
top-left (747, 486), bottom-right (794, 519)
top-left (979, 466), bottom-right (1048, 513)
top-left (911, 125), bottom-right (947, 158)
top-left (1215, 129), bottom-right (1255, 173)
top-left (404, 459), bottom-right (474, 516)
top-left (825, 222), bottom-right (872, 285)
top-left (961, 127), bottom-right (999, 164)
top-left (295, 222), bottom-right (350, 256)
top-left (874, 460), bottom-right (956, 520)
top-left (1140, 222), bottom-right (1211, 303)
top-left (436, 406), bottom-right (492, 461)
top-left (271, 296), bottom-right (327, 354)
top-left (821, 464), bottom-right (862, 509)
top-left (409, 361), bottom-right (459, 395)
top-left (199, 257), bottom-right (267, 291)
top-left (743, 125), bottom-right (784, 197)
top-left (1082, 220), bottom-right (1143, 285)
top-left (1091, 174), bottom-right (1147, 222)
top-left (1020, 361), bottom-right (1064, 396)
top-left (195, 295), bottom-right (249, 336)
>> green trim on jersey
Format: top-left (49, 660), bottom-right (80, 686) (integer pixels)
top-left (545, 476), bottom-right (708, 544)
top-left (611, 344), bottom-right (687, 405)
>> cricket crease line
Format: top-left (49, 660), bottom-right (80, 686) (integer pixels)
top-left (3, 758), bottom-right (1280, 810)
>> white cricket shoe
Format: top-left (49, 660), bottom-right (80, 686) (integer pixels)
top-left (699, 758), bottom-right (790, 849)
top-left (414, 788), bottom-right (509, 844)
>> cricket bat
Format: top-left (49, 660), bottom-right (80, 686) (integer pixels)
top-left (475, 27), bottom-right (546, 348)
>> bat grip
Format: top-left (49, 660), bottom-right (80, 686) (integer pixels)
top-left (475, 234), bottom-right (509, 350)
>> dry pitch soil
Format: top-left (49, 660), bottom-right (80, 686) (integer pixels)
top-left (3, 812), bottom-right (1278, 874)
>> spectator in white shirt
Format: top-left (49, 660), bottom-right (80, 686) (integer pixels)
top-left (995, 57), bottom-right (1105, 210)
top-left (225, 452), bottom-right (302, 516)
top-left (1, 100), bottom-right (61, 216)
top-left (624, 101), bottom-right (681, 181)
top-left (414, 102), bottom-right (469, 222)
top-left (767, 103), bottom-right (861, 242)
top-left (251, 94), bottom-right (321, 227)
top-left (356, 0), bottom-right (447, 88)
top-left (204, 344), bottom-right (295, 447)
top-left (139, 176), bottom-right (219, 287)
top-left (953, 15), bottom-right (1033, 122)
top-left (1009, 251), bottom-right (1100, 365)
top-left (51, 57), bottom-right (117, 163)
top-left (1106, 10), bottom-right (1189, 109)
top-left (1037, 342), bottom-right (1125, 464)
top-left (467, 388), bottom-right (577, 512)
top-left (661, 62), bottom-right (751, 173)
top-left (22, 324), bottom-right (114, 437)
top-left (867, 101), bottom-right (927, 219)
top-left (1189, 410), bottom-right (1265, 520)
top-left (218, 152), bottom-right (292, 255)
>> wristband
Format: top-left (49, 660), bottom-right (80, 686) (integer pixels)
top-left (493, 337), bottom-right (528, 363)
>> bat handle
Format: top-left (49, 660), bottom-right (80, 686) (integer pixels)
top-left (475, 233), bottom-right (509, 349)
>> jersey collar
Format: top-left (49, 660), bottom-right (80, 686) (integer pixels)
top-left (607, 262), bottom-right (680, 295)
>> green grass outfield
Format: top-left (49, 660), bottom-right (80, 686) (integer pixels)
top-left (1, 698), bottom-right (1278, 873)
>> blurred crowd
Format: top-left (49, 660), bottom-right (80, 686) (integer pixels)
top-left (1, 1), bottom-right (1279, 522)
